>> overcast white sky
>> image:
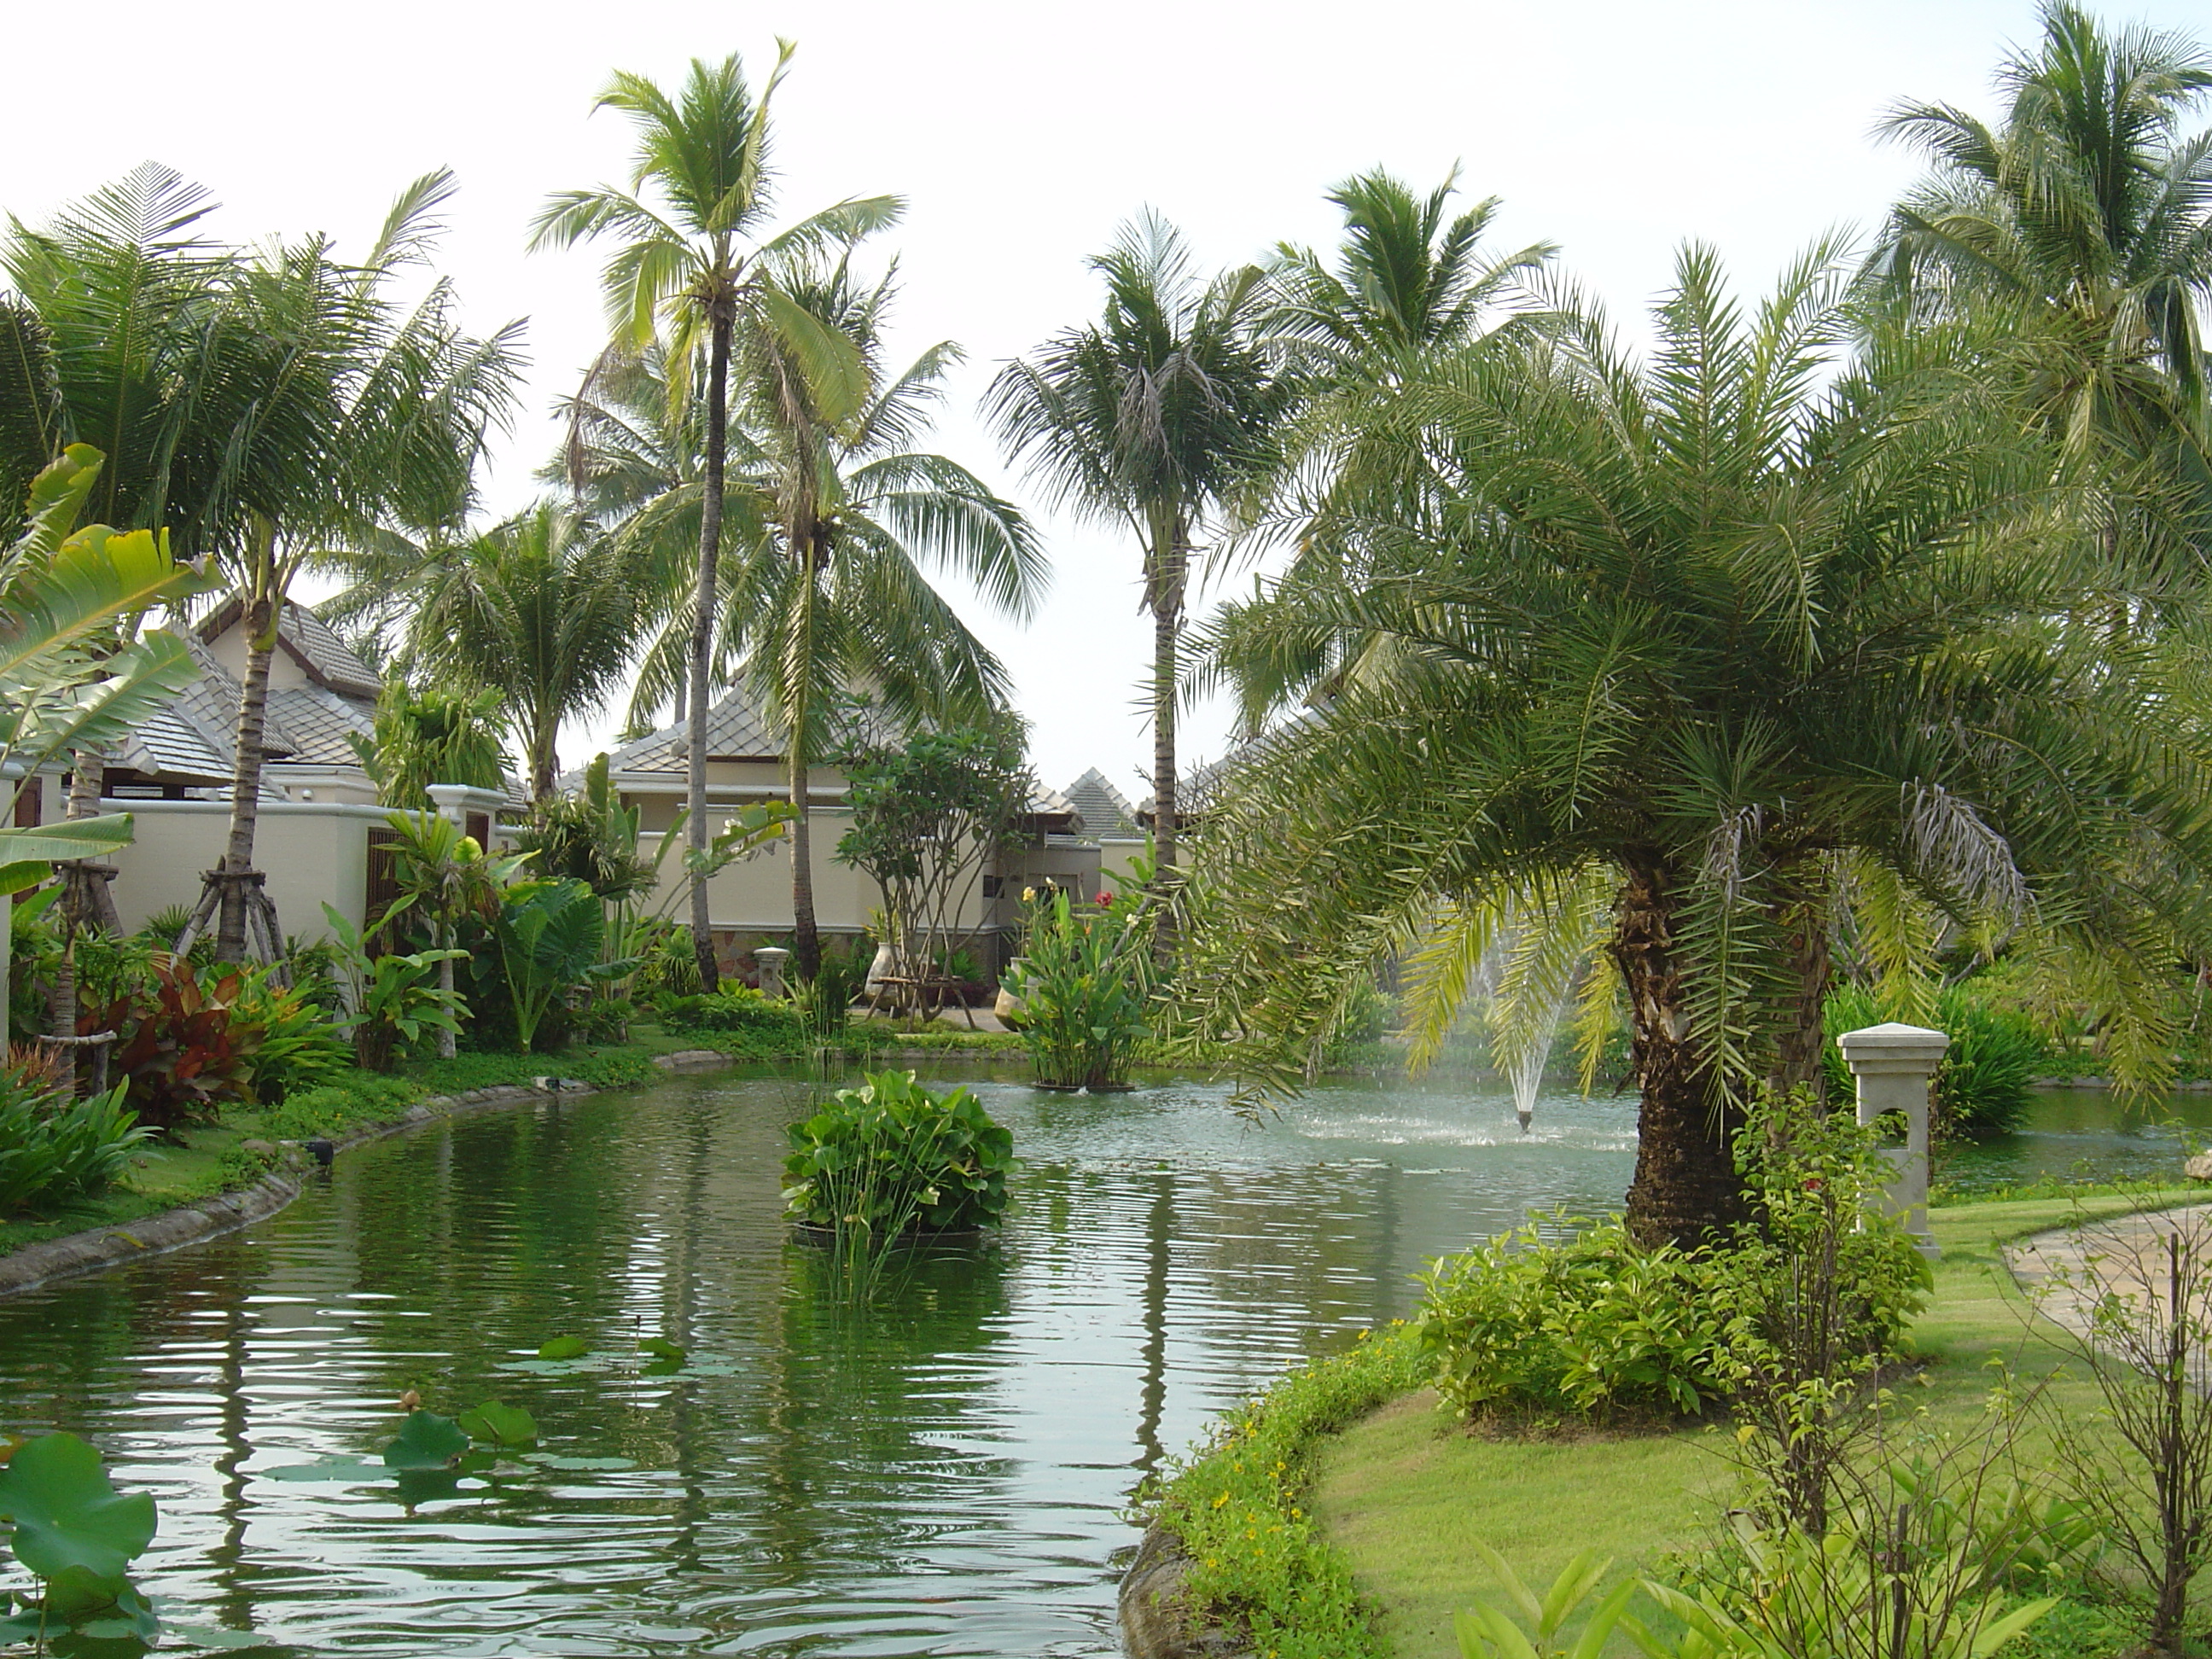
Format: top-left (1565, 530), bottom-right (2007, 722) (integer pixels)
top-left (7, 0), bottom-right (2205, 796)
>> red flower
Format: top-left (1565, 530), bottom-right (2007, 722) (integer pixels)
top-left (1097, 891), bottom-right (1114, 906)
top-left (1803, 1176), bottom-right (1825, 1191)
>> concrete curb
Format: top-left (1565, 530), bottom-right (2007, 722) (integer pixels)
top-left (1118, 1525), bottom-right (1255, 1659)
top-left (0, 1049), bottom-right (737, 1300)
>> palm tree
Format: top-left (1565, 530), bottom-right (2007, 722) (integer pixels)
top-left (183, 176), bottom-right (519, 962)
top-left (1177, 245), bottom-right (2212, 1247)
top-left (1270, 167), bottom-right (1554, 381)
top-left (736, 261), bottom-right (1042, 979)
top-left (532, 46), bottom-right (899, 992)
top-left (568, 264), bottom-right (1045, 979)
top-left (9, 166), bottom-right (521, 962)
top-left (362, 504), bottom-right (650, 800)
top-left (1869, 2), bottom-right (2212, 498)
top-left (989, 213), bottom-right (1287, 930)
top-left (1203, 171), bottom-right (1555, 730)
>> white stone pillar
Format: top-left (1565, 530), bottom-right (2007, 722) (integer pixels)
top-left (754, 946), bottom-right (791, 999)
top-left (1837, 1022), bottom-right (1948, 1259)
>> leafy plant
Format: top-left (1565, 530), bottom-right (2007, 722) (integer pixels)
top-left (1005, 888), bottom-right (1151, 1089)
top-left (86, 955), bottom-right (261, 1136)
top-left (0, 1068), bottom-right (150, 1213)
top-left (493, 877), bottom-right (627, 1051)
top-left (320, 904), bottom-right (468, 1072)
top-left (834, 725), bottom-right (1030, 1022)
top-left (1714, 1088), bottom-right (1934, 1534)
top-left (0, 1430), bottom-right (160, 1647)
top-left (1454, 1545), bottom-right (1635, 1659)
top-left (1823, 983), bottom-right (2039, 1136)
top-left (1414, 1215), bottom-right (1742, 1425)
top-left (782, 1070), bottom-right (1014, 1236)
top-left (224, 963), bottom-right (351, 1099)
top-left (658, 988), bottom-right (806, 1039)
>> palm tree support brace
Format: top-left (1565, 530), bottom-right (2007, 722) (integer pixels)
top-left (175, 869), bottom-right (288, 979)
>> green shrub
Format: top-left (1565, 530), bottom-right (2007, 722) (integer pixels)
top-left (1822, 981), bottom-right (2038, 1134)
top-left (1416, 1092), bottom-right (1928, 1430)
top-left (1414, 1215), bottom-right (1741, 1424)
top-left (225, 964), bottom-right (351, 1100)
top-left (0, 1071), bottom-right (152, 1213)
top-left (1139, 1327), bottom-right (1423, 1659)
top-left (781, 1070), bottom-right (1013, 1234)
top-left (659, 989), bottom-right (806, 1039)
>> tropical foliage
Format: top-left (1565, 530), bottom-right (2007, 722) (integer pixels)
top-left (991, 213), bottom-right (1284, 912)
top-left (781, 1070), bottom-right (1014, 1235)
top-left (1005, 888), bottom-right (1152, 1090)
top-left (533, 47), bottom-right (899, 990)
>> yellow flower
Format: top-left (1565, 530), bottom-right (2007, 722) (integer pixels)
top-left (1022, 886), bottom-right (1037, 902)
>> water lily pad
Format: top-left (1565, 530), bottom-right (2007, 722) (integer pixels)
top-left (521, 1454), bottom-right (636, 1470)
top-left (536, 1336), bottom-right (590, 1359)
top-left (637, 1336), bottom-right (686, 1363)
top-left (256, 1457), bottom-right (386, 1482)
top-left (457, 1400), bottom-right (538, 1447)
top-left (382, 1410), bottom-right (469, 1470)
top-left (0, 1432), bottom-right (158, 1580)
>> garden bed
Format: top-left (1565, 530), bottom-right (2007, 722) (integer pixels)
top-left (1140, 1190), bottom-right (2197, 1659)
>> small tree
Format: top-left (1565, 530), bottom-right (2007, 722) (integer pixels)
top-left (834, 725), bottom-right (1029, 1022)
top-left (2033, 1202), bottom-right (2212, 1649)
top-left (349, 681), bottom-right (507, 812)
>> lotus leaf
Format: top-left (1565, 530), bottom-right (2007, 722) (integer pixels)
top-left (0, 1432), bottom-right (157, 1581)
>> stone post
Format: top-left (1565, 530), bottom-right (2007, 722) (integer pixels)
top-left (754, 946), bottom-right (791, 999)
top-left (1837, 1022), bottom-right (1948, 1259)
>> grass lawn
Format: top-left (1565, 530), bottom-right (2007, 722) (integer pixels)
top-left (1309, 1190), bottom-right (2199, 1658)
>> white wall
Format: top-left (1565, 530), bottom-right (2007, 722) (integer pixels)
top-left (101, 798), bottom-right (384, 940)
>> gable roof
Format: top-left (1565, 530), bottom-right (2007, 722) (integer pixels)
top-left (1064, 768), bottom-right (1140, 840)
top-left (195, 598), bottom-right (384, 700)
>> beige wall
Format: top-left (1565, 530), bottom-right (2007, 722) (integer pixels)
top-left (100, 798), bottom-right (382, 939)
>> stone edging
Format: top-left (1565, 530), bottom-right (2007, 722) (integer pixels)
top-left (1119, 1525), bottom-right (1254, 1659)
top-left (0, 1049), bottom-right (735, 1300)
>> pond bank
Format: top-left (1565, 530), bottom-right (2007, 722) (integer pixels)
top-left (1141, 1190), bottom-right (2198, 1659)
top-left (0, 1047), bottom-right (736, 1298)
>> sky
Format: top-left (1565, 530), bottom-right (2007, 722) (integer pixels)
top-left (7, 0), bottom-right (2207, 798)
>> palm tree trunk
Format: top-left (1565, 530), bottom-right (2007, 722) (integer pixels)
top-left (789, 748), bottom-right (818, 984)
top-left (686, 312), bottom-right (732, 994)
top-left (1149, 520), bottom-right (1186, 956)
top-left (1774, 868), bottom-right (1831, 1099)
top-left (1614, 857), bottom-right (1743, 1248)
top-left (436, 918), bottom-right (457, 1060)
top-left (215, 592), bottom-right (279, 964)
top-left (787, 530), bottom-right (822, 984)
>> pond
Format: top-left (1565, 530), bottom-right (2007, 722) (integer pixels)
top-left (0, 1067), bottom-right (2193, 1656)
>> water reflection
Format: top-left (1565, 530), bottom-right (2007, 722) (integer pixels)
top-left (0, 1070), bottom-right (1633, 1656)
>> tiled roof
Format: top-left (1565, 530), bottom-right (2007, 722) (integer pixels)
top-left (1064, 768), bottom-right (1140, 840)
top-left (110, 707), bottom-right (231, 786)
top-left (265, 685), bottom-right (375, 767)
top-left (279, 602), bottom-right (382, 699)
top-left (599, 687), bottom-right (783, 776)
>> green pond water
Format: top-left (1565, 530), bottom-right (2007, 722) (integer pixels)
top-left (0, 1068), bottom-right (2193, 1656)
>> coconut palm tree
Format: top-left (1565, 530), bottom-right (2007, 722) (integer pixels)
top-left (567, 263), bottom-right (1045, 980)
top-left (532, 46), bottom-right (899, 992)
top-left (1176, 244), bottom-right (2212, 1247)
top-left (365, 504), bottom-right (651, 801)
top-left (180, 176), bottom-right (518, 962)
top-left (1869, 1), bottom-right (2212, 504)
top-left (988, 214), bottom-right (1287, 928)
